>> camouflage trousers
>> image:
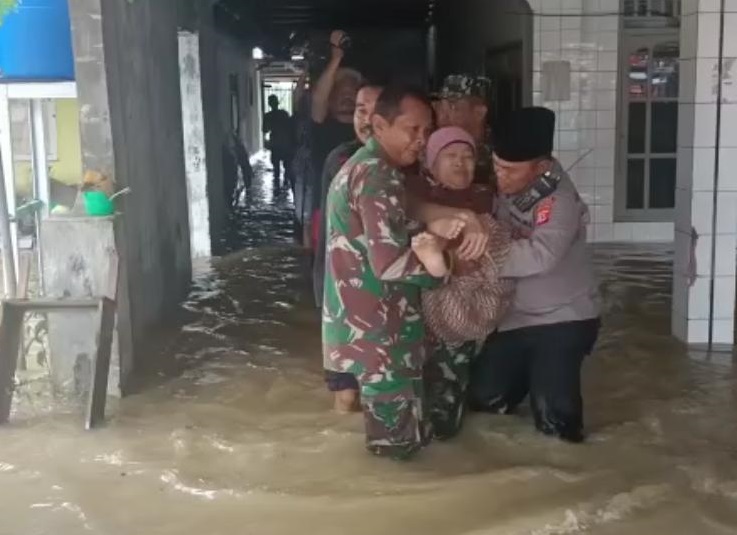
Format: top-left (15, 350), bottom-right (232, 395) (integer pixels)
top-left (345, 339), bottom-right (477, 460)
top-left (360, 373), bottom-right (431, 461)
top-left (423, 339), bottom-right (478, 441)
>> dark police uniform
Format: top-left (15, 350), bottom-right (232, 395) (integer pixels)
top-left (469, 108), bottom-right (601, 443)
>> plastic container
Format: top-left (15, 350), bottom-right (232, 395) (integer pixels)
top-left (0, 0), bottom-right (75, 81)
top-left (83, 191), bottom-right (114, 217)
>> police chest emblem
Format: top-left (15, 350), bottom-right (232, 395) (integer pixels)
top-left (535, 197), bottom-right (555, 226)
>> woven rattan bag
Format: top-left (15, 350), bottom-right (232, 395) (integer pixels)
top-left (422, 216), bottom-right (515, 345)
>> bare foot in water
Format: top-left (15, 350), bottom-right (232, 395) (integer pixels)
top-left (334, 389), bottom-right (361, 414)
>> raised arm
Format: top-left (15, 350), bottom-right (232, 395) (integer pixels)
top-left (311, 30), bottom-right (345, 124)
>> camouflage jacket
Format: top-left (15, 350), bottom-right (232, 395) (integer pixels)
top-left (322, 138), bottom-right (438, 373)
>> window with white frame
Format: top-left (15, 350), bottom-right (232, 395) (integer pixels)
top-left (9, 99), bottom-right (58, 162)
top-left (623, 0), bottom-right (680, 27)
top-left (616, 0), bottom-right (681, 222)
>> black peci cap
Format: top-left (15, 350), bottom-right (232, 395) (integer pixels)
top-left (492, 107), bottom-right (556, 162)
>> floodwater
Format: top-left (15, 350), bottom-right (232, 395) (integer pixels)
top-left (1, 155), bottom-right (736, 535)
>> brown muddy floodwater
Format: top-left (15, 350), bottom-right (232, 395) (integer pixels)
top-left (1, 156), bottom-right (736, 535)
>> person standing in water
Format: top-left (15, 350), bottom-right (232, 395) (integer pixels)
top-left (262, 95), bottom-right (294, 189)
top-left (322, 85), bottom-right (447, 459)
top-left (470, 107), bottom-right (601, 443)
top-left (411, 127), bottom-right (513, 440)
top-left (308, 30), bottom-right (363, 250)
top-left (315, 82), bottom-right (384, 413)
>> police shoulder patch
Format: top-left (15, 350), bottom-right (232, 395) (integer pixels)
top-left (535, 197), bottom-right (555, 226)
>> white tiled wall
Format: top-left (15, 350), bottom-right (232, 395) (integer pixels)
top-left (528, 0), bottom-right (675, 243)
top-left (525, 1), bottom-right (736, 343)
top-left (672, 1), bottom-right (737, 345)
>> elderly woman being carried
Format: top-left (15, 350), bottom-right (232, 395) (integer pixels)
top-left (408, 127), bottom-right (514, 440)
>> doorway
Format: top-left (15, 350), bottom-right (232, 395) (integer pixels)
top-left (616, 31), bottom-right (680, 222)
top-left (485, 42), bottom-right (524, 124)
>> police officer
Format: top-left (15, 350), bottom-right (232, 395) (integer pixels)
top-left (434, 74), bottom-right (493, 185)
top-left (469, 107), bottom-right (601, 443)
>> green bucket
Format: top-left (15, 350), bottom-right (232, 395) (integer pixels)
top-left (83, 191), bottom-right (114, 216)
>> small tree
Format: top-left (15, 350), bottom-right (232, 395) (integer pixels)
top-left (0, 0), bottom-right (19, 27)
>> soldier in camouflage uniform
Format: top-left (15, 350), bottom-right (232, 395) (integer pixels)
top-left (434, 74), bottom-right (494, 186)
top-left (322, 86), bottom-right (444, 459)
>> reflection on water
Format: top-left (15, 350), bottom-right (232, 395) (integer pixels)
top-left (2, 157), bottom-right (736, 534)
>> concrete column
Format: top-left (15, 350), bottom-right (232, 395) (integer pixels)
top-left (67, 0), bottom-right (133, 389)
top-left (69, 0), bottom-right (195, 388)
top-left (673, 1), bottom-right (737, 346)
top-left (178, 31), bottom-right (212, 260)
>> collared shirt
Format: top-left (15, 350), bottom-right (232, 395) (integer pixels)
top-left (495, 161), bottom-right (600, 331)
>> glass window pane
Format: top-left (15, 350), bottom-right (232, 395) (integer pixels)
top-left (637, 0), bottom-right (648, 16)
top-left (649, 159), bottom-right (677, 208)
top-left (627, 159), bottom-right (646, 209)
top-left (663, 0), bottom-right (676, 17)
top-left (652, 41), bottom-right (679, 98)
top-left (651, 102), bottom-right (678, 153)
top-left (628, 47), bottom-right (649, 100)
top-left (628, 102), bottom-right (647, 154)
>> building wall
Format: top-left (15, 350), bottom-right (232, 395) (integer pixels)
top-left (530, 0), bottom-right (673, 242)
top-left (101, 0), bottom-right (193, 350)
top-left (436, 0), bottom-right (534, 100)
top-left (14, 98), bottom-right (82, 197)
top-left (197, 4), bottom-right (261, 248)
top-left (70, 0), bottom-right (194, 383)
top-left (438, 0), bottom-right (677, 243)
top-left (672, 1), bottom-right (737, 345)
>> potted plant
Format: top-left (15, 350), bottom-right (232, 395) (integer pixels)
top-left (0, 0), bottom-right (18, 27)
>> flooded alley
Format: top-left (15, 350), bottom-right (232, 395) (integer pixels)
top-left (0, 158), bottom-right (735, 535)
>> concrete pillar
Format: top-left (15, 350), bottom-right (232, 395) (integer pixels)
top-left (178, 31), bottom-right (212, 260)
top-left (67, 0), bottom-right (133, 390)
top-left (673, 1), bottom-right (737, 346)
top-left (69, 0), bottom-right (196, 387)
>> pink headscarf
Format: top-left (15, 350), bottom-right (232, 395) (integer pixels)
top-left (425, 127), bottom-right (476, 170)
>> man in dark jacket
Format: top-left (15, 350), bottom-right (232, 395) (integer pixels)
top-left (263, 95), bottom-right (294, 188)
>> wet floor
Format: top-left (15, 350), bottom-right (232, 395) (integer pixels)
top-left (2, 154), bottom-right (737, 535)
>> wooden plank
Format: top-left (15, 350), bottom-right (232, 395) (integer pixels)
top-left (0, 305), bottom-right (24, 424)
top-left (85, 298), bottom-right (115, 430)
